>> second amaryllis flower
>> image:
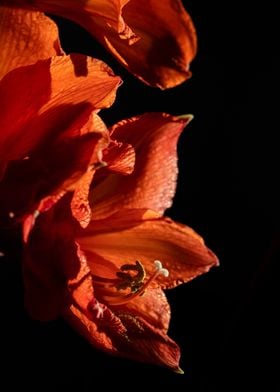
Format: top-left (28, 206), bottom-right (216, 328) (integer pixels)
top-left (0, 6), bottom-right (122, 230)
top-left (4, 0), bottom-right (197, 88)
top-left (24, 113), bottom-right (218, 372)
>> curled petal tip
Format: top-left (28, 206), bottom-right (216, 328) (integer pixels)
top-left (177, 113), bottom-right (194, 123)
top-left (207, 247), bottom-right (220, 267)
top-left (174, 367), bottom-right (185, 375)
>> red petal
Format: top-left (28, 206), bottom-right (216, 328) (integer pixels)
top-left (0, 54), bottom-right (121, 175)
top-left (90, 113), bottom-right (192, 220)
top-left (0, 6), bottom-right (63, 80)
top-left (24, 214), bottom-right (79, 320)
top-left (0, 125), bottom-right (108, 228)
top-left (78, 209), bottom-right (219, 289)
top-left (23, 196), bottom-right (91, 320)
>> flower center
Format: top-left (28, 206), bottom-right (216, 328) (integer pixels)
top-left (92, 260), bottom-right (169, 306)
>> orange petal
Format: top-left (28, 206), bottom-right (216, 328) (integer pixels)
top-left (0, 6), bottom-right (63, 80)
top-left (102, 140), bottom-right (135, 175)
top-left (6, 0), bottom-right (197, 88)
top-left (71, 169), bottom-right (95, 228)
top-left (101, 0), bottom-right (197, 88)
top-left (116, 288), bottom-right (171, 333)
top-left (116, 312), bottom-right (181, 371)
top-left (90, 113), bottom-right (192, 220)
top-left (64, 304), bottom-right (117, 353)
top-left (5, 0), bottom-right (137, 41)
top-left (0, 54), bottom-right (121, 176)
top-left (78, 209), bottom-right (219, 289)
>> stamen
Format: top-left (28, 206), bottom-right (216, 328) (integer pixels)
top-left (91, 260), bottom-right (146, 292)
top-left (154, 260), bottom-right (169, 277)
top-left (102, 260), bottom-right (169, 306)
top-left (33, 209), bottom-right (40, 218)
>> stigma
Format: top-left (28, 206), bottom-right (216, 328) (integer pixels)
top-left (92, 260), bottom-right (169, 306)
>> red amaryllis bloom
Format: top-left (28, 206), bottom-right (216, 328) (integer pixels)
top-left (24, 113), bottom-right (218, 372)
top-left (0, 6), bottom-right (121, 229)
top-left (4, 0), bottom-right (197, 89)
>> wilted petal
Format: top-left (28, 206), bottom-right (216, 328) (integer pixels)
top-left (0, 54), bottom-right (121, 175)
top-left (78, 209), bottom-right (219, 289)
top-left (6, 0), bottom-right (197, 88)
top-left (0, 6), bottom-right (63, 80)
top-left (90, 113), bottom-right (192, 220)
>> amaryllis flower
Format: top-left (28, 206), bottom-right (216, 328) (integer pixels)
top-left (24, 113), bottom-right (218, 371)
top-left (4, 0), bottom-right (197, 89)
top-left (0, 6), bottom-right (122, 229)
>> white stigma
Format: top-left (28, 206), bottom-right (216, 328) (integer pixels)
top-left (154, 260), bottom-right (169, 277)
top-left (33, 209), bottom-right (40, 218)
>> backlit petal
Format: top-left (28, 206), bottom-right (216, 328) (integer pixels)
top-left (90, 113), bottom-right (192, 220)
top-left (0, 6), bottom-right (63, 80)
top-left (101, 0), bottom-right (197, 88)
top-left (102, 140), bottom-right (135, 175)
top-left (6, 0), bottom-right (197, 88)
top-left (0, 54), bottom-right (121, 176)
top-left (78, 209), bottom-right (219, 289)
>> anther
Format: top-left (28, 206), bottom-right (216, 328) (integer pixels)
top-left (103, 260), bottom-right (169, 306)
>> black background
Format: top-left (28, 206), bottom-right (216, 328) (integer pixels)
top-left (1, 1), bottom-right (279, 390)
